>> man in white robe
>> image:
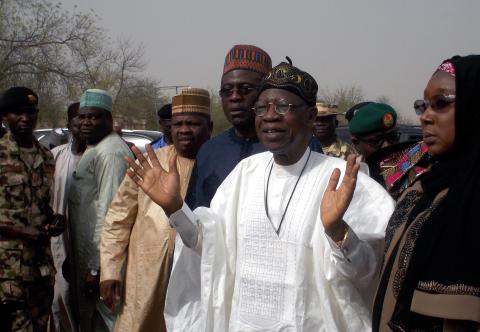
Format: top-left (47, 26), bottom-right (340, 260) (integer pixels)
top-left (126, 60), bottom-right (395, 331)
top-left (50, 102), bottom-right (86, 332)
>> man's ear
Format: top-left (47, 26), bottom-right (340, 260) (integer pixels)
top-left (208, 120), bottom-right (214, 135)
top-left (306, 106), bottom-right (317, 124)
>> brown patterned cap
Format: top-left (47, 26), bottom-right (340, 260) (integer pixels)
top-left (172, 88), bottom-right (210, 116)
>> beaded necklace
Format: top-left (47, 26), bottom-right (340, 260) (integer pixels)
top-left (264, 149), bottom-right (312, 235)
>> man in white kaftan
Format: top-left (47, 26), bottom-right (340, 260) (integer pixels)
top-left (50, 104), bottom-right (85, 332)
top-left (165, 148), bottom-right (393, 331)
top-left (126, 60), bottom-right (395, 331)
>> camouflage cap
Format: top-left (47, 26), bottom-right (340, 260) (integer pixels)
top-left (316, 102), bottom-right (339, 117)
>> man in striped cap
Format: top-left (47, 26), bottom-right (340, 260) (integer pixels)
top-left (185, 44), bottom-right (272, 209)
top-left (99, 88), bottom-right (212, 332)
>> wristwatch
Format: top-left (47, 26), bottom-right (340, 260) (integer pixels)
top-left (89, 269), bottom-right (99, 277)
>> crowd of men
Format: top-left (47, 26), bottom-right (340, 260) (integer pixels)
top-left (0, 44), bottom-right (476, 332)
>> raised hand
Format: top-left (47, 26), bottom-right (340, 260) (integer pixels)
top-left (125, 144), bottom-right (183, 216)
top-left (320, 154), bottom-right (360, 241)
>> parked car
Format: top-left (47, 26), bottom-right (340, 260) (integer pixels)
top-left (34, 128), bottom-right (163, 152)
top-left (336, 125), bottom-right (423, 145)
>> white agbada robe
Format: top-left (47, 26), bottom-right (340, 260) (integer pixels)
top-left (165, 148), bottom-right (395, 331)
top-left (51, 142), bottom-right (81, 332)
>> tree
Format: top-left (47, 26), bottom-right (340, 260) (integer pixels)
top-left (0, 0), bottom-right (161, 128)
top-left (0, 0), bottom-right (102, 87)
top-left (318, 85), bottom-right (365, 114)
top-left (210, 92), bottom-right (230, 135)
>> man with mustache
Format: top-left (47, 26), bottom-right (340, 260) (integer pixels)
top-left (99, 88), bottom-right (212, 332)
top-left (185, 45), bottom-right (272, 209)
top-left (68, 89), bottom-right (133, 332)
top-left (126, 60), bottom-right (395, 331)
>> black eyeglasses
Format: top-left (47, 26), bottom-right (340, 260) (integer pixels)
top-left (219, 84), bottom-right (257, 98)
top-left (252, 101), bottom-right (306, 117)
top-left (352, 131), bottom-right (399, 147)
top-left (413, 94), bottom-right (455, 115)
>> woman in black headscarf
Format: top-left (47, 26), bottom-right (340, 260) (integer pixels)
top-left (372, 55), bottom-right (480, 331)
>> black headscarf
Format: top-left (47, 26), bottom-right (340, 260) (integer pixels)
top-left (380, 55), bottom-right (480, 329)
top-left (415, 55), bottom-right (480, 292)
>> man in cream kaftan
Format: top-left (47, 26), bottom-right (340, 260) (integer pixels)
top-left (99, 88), bottom-right (213, 332)
top-left (165, 148), bottom-right (394, 331)
top-left (100, 145), bottom-right (194, 332)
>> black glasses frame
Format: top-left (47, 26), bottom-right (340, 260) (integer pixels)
top-left (252, 102), bottom-right (306, 117)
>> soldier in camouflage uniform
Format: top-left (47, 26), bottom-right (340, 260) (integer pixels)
top-left (0, 87), bottom-right (64, 332)
top-left (313, 102), bottom-right (357, 160)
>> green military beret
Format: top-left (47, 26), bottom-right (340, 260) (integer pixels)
top-left (349, 102), bottom-right (397, 135)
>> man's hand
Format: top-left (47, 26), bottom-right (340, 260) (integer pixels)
top-left (320, 154), bottom-right (359, 241)
top-left (100, 280), bottom-right (122, 312)
top-left (84, 271), bottom-right (100, 297)
top-left (125, 144), bottom-right (183, 216)
top-left (0, 224), bottom-right (49, 242)
top-left (46, 214), bottom-right (66, 237)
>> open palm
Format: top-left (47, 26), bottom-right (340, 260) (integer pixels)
top-left (125, 145), bottom-right (183, 216)
top-left (320, 154), bottom-right (359, 237)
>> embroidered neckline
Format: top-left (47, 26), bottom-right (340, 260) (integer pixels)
top-left (264, 149), bottom-right (312, 236)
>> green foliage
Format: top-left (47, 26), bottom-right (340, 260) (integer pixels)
top-left (210, 92), bottom-right (230, 136)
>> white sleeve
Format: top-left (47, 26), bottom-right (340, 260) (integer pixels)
top-left (169, 202), bottom-right (203, 252)
top-left (325, 224), bottom-right (378, 288)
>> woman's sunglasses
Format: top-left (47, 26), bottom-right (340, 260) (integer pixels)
top-left (413, 94), bottom-right (455, 115)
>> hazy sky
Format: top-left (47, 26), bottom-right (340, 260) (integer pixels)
top-left (63, 0), bottom-right (479, 121)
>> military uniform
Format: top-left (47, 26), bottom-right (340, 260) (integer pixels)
top-left (322, 137), bottom-right (357, 160)
top-left (0, 131), bottom-right (56, 331)
top-left (315, 103), bottom-right (357, 160)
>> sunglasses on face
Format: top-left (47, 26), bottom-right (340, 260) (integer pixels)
top-left (413, 94), bottom-right (455, 115)
top-left (252, 101), bottom-right (306, 117)
top-left (219, 84), bottom-right (257, 98)
top-left (352, 131), bottom-right (399, 147)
